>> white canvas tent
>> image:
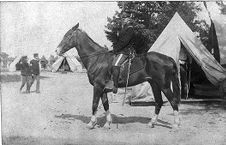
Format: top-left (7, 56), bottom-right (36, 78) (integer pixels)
top-left (9, 56), bottom-right (20, 72)
top-left (51, 49), bottom-right (82, 72)
top-left (148, 12), bottom-right (226, 86)
top-left (9, 56), bottom-right (22, 72)
top-left (130, 12), bottom-right (226, 102)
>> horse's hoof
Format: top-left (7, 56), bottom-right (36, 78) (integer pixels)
top-left (148, 122), bottom-right (155, 128)
top-left (103, 122), bottom-right (111, 129)
top-left (87, 121), bottom-right (97, 129)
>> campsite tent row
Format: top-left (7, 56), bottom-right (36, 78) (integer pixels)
top-left (9, 56), bottom-right (43, 72)
top-left (9, 48), bottom-right (83, 72)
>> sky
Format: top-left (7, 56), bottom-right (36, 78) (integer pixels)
top-left (1, 2), bottom-right (226, 63)
top-left (0, 2), bottom-right (119, 57)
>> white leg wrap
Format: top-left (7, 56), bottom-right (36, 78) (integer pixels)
top-left (106, 110), bottom-right (112, 123)
top-left (91, 115), bottom-right (97, 122)
top-left (173, 110), bottom-right (180, 128)
top-left (152, 113), bottom-right (159, 123)
top-left (148, 113), bottom-right (158, 128)
top-left (174, 111), bottom-right (179, 121)
top-left (87, 115), bottom-right (97, 129)
top-left (104, 110), bottom-right (112, 129)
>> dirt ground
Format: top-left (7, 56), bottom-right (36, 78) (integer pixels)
top-left (1, 71), bottom-right (226, 145)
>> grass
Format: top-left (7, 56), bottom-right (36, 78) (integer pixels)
top-left (1, 73), bottom-right (21, 83)
top-left (1, 67), bottom-right (9, 72)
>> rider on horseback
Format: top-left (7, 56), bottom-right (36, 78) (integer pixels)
top-left (112, 17), bottom-right (136, 94)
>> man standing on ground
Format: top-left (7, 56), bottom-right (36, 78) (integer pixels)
top-left (30, 53), bottom-right (41, 93)
top-left (19, 56), bottom-right (32, 93)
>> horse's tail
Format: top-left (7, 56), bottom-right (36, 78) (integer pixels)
top-left (171, 62), bottom-right (181, 103)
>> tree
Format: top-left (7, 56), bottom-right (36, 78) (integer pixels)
top-left (105, 2), bottom-right (209, 53)
top-left (216, 1), bottom-right (226, 15)
top-left (0, 52), bottom-right (9, 68)
top-left (40, 55), bottom-right (48, 69)
top-left (103, 45), bottom-right (109, 51)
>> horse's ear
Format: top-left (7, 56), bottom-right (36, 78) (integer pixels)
top-left (72, 23), bottom-right (79, 31)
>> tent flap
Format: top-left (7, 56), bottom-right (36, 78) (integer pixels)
top-left (149, 12), bottom-right (226, 86)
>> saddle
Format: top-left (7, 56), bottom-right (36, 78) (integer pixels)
top-left (104, 55), bottom-right (146, 92)
top-left (119, 55), bottom-right (145, 80)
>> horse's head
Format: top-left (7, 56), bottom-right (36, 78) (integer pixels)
top-left (56, 23), bottom-right (79, 56)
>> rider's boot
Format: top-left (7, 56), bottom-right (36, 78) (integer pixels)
top-left (112, 66), bottom-right (120, 94)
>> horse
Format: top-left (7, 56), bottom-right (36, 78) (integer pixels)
top-left (56, 23), bottom-right (181, 129)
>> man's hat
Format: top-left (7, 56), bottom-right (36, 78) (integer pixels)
top-left (21, 56), bottom-right (28, 62)
top-left (34, 53), bottom-right (39, 57)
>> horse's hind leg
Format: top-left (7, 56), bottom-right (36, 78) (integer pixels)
top-left (162, 87), bottom-right (180, 129)
top-left (148, 81), bottom-right (163, 128)
top-left (101, 92), bottom-right (112, 129)
top-left (87, 85), bottom-right (102, 129)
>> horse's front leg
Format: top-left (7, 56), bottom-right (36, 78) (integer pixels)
top-left (101, 92), bottom-right (112, 129)
top-left (87, 85), bottom-right (102, 129)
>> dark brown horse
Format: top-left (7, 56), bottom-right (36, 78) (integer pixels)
top-left (56, 23), bottom-right (181, 129)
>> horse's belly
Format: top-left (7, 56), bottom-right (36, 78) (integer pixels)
top-left (118, 68), bottom-right (149, 87)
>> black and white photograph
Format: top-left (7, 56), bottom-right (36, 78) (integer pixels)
top-left (1, 1), bottom-right (226, 145)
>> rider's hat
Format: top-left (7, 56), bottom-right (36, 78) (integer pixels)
top-left (33, 53), bottom-right (39, 57)
top-left (123, 17), bottom-right (132, 24)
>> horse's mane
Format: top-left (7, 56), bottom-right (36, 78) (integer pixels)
top-left (77, 29), bottom-right (108, 52)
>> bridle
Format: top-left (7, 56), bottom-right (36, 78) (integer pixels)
top-left (61, 29), bottom-right (109, 60)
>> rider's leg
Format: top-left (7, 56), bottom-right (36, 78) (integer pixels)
top-left (112, 54), bottom-right (128, 94)
top-left (112, 66), bottom-right (120, 93)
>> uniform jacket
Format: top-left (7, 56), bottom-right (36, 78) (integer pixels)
top-left (30, 59), bottom-right (40, 75)
top-left (113, 25), bottom-right (135, 55)
top-left (113, 25), bottom-right (148, 55)
top-left (20, 61), bottom-right (32, 76)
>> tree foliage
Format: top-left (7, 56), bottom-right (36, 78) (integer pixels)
top-left (40, 55), bottom-right (48, 69)
top-left (0, 52), bottom-right (9, 60)
top-left (105, 1), bottom-right (209, 52)
top-left (216, 1), bottom-right (226, 15)
top-left (0, 52), bottom-right (9, 68)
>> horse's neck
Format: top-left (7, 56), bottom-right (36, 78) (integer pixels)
top-left (77, 33), bottom-right (106, 70)
top-left (77, 32), bottom-right (104, 55)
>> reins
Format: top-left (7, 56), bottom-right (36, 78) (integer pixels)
top-left (79, 50), bottom-right (109, 59)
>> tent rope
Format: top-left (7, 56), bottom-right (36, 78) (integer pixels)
top-left (203, 2), bottom-right (212, 20)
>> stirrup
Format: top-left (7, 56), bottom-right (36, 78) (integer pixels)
top-left (112, 86), bottom-right (118, 94)
top-left (104, 81), bottom-right (114, 93)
